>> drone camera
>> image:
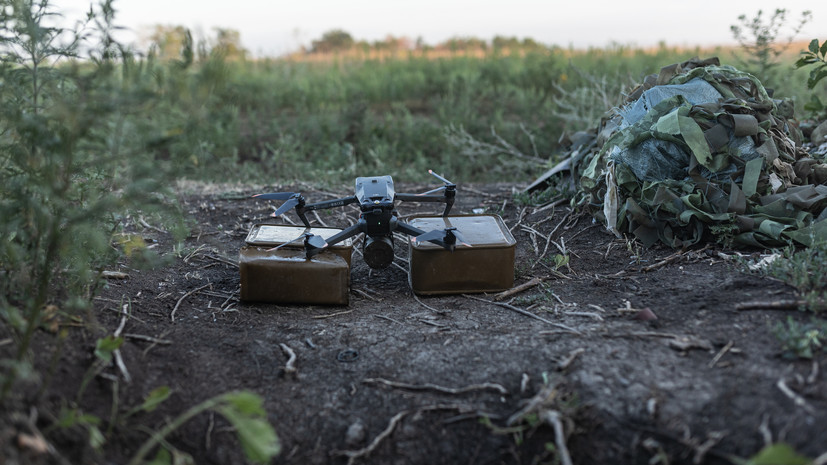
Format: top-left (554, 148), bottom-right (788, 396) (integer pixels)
top-left (363, 235), bottom-right (394, 269)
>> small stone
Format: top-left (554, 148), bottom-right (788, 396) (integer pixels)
top-left (634, 307), bottom-right (657, 321)
top-left (345, 420), bottom-right (366, 447)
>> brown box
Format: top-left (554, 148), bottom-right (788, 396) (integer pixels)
top-left (240, 225), bottom-right (353, 305)
top-left (408, 215), bottom-right (516, 295)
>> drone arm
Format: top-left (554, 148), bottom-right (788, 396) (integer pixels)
top-left (303, 195), bottom-right (359, 212)
top-left (393, 220), bottom-right (450, 250)
top-left (305, 220), bottom-right (366, 259)
top-left (392, 219), bottom-right (427, 237)
top-left (395, 192), bottom-right (455, 216)
top-left (296, 195), bottom-right (358, 228)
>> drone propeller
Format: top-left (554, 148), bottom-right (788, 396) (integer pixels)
top-left (428, 169), bottom-right (453, 185)
top-left (252, 192), bottom-right (303, 218)
top-left (252, 192), bottom-right (300, 201)
top-left (266, 232), bottom-right (328, 252)
top-left (417, 169), bottom-right (456, 196)
top-left (411, 227), bottom-right (471, 249)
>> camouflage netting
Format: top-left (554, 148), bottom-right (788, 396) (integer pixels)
top-left (565, 57), bottom-right (827, 248)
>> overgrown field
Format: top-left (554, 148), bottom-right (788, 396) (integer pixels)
top-left (2, 0), bottom-right (826, 463)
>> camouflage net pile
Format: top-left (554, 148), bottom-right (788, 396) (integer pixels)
top-left (569, 57), bottom-right (827, 248)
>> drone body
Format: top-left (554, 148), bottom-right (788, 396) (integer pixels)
top-left (253, 171), bottom-right (468, 270)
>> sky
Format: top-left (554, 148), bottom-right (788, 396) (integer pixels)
top-left (51, 0), bottom-right (827, 57)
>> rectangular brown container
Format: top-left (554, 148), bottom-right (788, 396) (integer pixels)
top-left (408, 215), bottom-right (516, 295)
top-left (240, 224), bottom-right (353, 305)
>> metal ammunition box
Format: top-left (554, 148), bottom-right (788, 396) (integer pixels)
top-left (408, 215), bottom-right (516, 295)
top-left (239, 224), bottom-right (353, 305)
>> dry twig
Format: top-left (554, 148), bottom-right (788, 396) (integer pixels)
top-left (776, 378), bottom-right (815, 414)
top-left (333, 411), bottom-right (408, 465)
top-left (556, 348), bottom-right (585, 371)
top-left (494, 276), bottom-right (545, 301)
top-left (708, 341), bottom-right (734, 368)
top-left (735, 300), bottom-right (804, 311)
top-left (113, 303), bottom-right (131, 383)
top-left (541, 410), bottom-right (574, 465)
top-left (102, 271), bottom-right (129, 279)
top-left (312, 310), bottom-right (353, 319)
top-left (170, 283), bottom-right (213, 322)
top-left (413, 292), bottom-right (450, 315)
top-left (363, 377), bottom-right (508, 396)
top-left (279, 343), bottom-right (297, 376)
top-left (122, 333), bottom-right (172, 345)
top-left (464, 294), bottom-right (582, 335)
top-left (353, 288), bottom-right (382, 302)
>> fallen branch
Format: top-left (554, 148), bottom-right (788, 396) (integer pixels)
top-left (170, 283), bottom-right (213, 323)
top-left (507, 383), bottom-right (557, 426)
top-left (122, 334), bottom-right (172, 345)
top-left (279, 343), bottom-right (297, 376)
top-left (493, 276), bottom-right (545, 301)
top-left (352, 288), bottom-right (382, 302)
top-left (311, 309), bottom-right (353, 319)
top-left (463, 294), bottom-right (582, 335)
top-left (374, 314), bottom-right (405, 325)
top-left (139, 216), bottom-right (166, 234)
top-left (413, 292), bottom-right (450, 315)
top-left (641, 245), bottom-right (711, 272)
top-left (312, 210), bottom-right (329, 228)
top-left (556, 348), bottom-right (585, 371)
top-left (203, 253), bottom-right (239, 269)
top-left (603, 331), bottom-right (713, 351)
top-left (735, 300), bottom-right (804, 311)
top-left (541, 410), bottom-right (574, 465)
top-left (776, 378), bottom-right (815, 414)
top-left (641, 249), bottom-right (685, 272)
top-left (113, 303), bottom-right (131, 383)
top-left (102, 271), bottom-right (129, 280)
top-left (363, 377), bottom-right (508, 396)
top-left (333, 411), bottom-right (408, 465)
top-left (708, 341), bottom-right (734, 368)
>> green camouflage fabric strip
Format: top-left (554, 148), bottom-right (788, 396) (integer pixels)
top-left (577, 57), bottom-right (827, 248)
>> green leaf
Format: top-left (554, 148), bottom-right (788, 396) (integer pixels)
top-left (222, 390), bottom-right (265, 416)
top-left (808, 38), bottom-right (819, 54)
top-left (141, 386), bottom-right (172, 413)
top-left (147, 448), bottom-right (172, 465)
top-left (745, 443), bottom-right (811, 465)
top-left (803, 95), bottom-right (824, 113)
top-left (88, 425), bottom-right (105, 451)
top-left (821, 39), bottom-right (827, 57)
top-left (216, 392), bottom-right (281, 464)
top-left (809, 67), bottom-right (827, 89)
top-left (795, 56), bottom-right (817, 68)
top-left (94, 336), bottom-right (124, 363)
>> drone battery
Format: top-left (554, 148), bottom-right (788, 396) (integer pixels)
top-left (408, 215), bottom-right (516, 295)
top-left (240, 224), bottom-right (353, 305)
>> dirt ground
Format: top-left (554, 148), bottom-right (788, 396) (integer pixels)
top-left (4, 180), bottom-right (826, 465)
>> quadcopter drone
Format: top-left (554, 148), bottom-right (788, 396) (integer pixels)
top-left (252, 170), bottom-right (470, 270)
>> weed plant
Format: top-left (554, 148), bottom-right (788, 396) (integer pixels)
top-left (0, 1), bottom-right (278, 462)
top-left (773, 316), bottom-right (827, 359)
top-left (757, 244), bottom-right (827, 313)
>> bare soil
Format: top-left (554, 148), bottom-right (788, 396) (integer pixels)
top-left (4, 181), bottom-right (826, 465)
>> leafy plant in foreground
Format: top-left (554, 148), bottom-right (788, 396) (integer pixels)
top-left (0, 0), bottom-right (186, 400)
top-left (794, 39), bottom-right (827, 120)
top-left (772, 316), bottom-right (827, 359)
top-left (128, 390), bottom-right (280, 465)
top-left (729, 8), bottom-right (812, 87)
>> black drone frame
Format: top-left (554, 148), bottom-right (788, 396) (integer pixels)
top-left (253, 170), bottom-right (470, 269)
